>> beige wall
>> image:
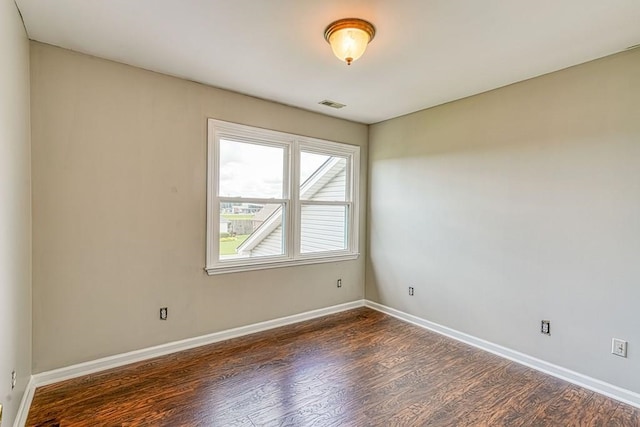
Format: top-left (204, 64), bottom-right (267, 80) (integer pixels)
top-left (30, 42), bottom-right (368, 372)
top-left (0, 0), bottom-right (32, 424)
top-left (367, 48), bottom-right (640, 393)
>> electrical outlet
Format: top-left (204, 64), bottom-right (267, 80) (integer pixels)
top-left (159, 307), bottom-right (168, 320)
top-left (337, 279), bottom-right (342, 288)
top-left (409, 287), bottom-right (414, 296)
top-left (11, 370), bottom-right (16, 389)
top-left (612, 338), bottom-right (627, 358)
top-left (541, 320), bottom-right (550, 335)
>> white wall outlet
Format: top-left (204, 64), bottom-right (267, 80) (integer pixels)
top-left (337, 279), bottom-right (342, 288)
top-left (541, 320), bottom-right (550, 335)
top-left (159, 307), bottom-right (168, 320)
top-left (612, 338), bottom-right (628, 357)
top-left (11, 370), bottom-right (16, 389)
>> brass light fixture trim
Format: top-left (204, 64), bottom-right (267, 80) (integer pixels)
top-left (324, 18), bottom-right (376, 65)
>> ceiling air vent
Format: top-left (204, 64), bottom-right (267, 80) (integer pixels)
top-left (319, 99), bottom-right (346, 109)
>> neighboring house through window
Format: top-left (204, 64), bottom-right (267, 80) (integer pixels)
top-left (206, 119), bottom-right (360, 274)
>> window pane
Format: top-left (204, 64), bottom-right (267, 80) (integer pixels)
top-left (219, 203), bottom-right (285, 260)
top-left (300, 152), bottom-right (347, 201)
top-left (219, 139), bottom-right (284, 198)
top-left (300, 204), bottom-right (347, 253)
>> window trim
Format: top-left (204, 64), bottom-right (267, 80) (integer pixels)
top-left (206, 119), bottom-right (360, 275)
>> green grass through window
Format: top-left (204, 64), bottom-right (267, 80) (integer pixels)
top-left (219, 234), bottom-right (250, 255)
top-left (221, 214), bottom-right (254, 220)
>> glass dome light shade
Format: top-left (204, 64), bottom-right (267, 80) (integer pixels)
top-left (324, 18), bottom-right (375, 65)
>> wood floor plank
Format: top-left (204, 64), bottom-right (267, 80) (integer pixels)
top-left (571, 392), bottom-right (620, 427)
top-left (485, 375), bottom-right (570, 426)
top-left (437, 362), bottom-right (549, 426)
top-left (608, 403), bottom-right (640, 427)
top-left (527, 384), bottom-right (595, 426)
top-left (385, 358), bottom-right (510, 426)
top-left (26, 307), bottom-right (639, 426)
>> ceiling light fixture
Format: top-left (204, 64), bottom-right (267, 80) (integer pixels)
top-left (324, 18), bottom-right (376, 65)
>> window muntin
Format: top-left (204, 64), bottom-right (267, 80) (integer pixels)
top-left (206, 119), bottom-right (359, 274)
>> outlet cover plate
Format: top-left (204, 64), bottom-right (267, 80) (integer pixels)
top-left (612, 338), bottom-right (627, 357)
top-left (541, 320), bottom-right (550, 335)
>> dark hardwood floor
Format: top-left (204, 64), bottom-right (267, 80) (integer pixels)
top-left (27, 307), bottom-right (640, 426)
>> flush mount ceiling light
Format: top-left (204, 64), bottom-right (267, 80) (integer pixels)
top-left (324, 18), bottom-right (376, 65)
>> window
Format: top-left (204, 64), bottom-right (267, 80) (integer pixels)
top-left (206, 119), bottom-right (360, 274)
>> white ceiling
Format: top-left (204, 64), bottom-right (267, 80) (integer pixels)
top-left (15, 0), bottom-right (640, 124)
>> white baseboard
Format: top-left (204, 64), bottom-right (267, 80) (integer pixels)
top-left (364, 300), bottom-right (640, 409)
top-left (13, 377), bottom-right (36, 427)
top-left (15, 300), bottom-right (364, 426)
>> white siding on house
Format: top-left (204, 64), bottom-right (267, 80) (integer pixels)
top-left (312, 168), bottom-right (346, 201)
top-left (251, 224), bottom-right (283, 256)
top-left (301, 205), bottom-right (346, 253)
top-left (300, 168), bottom-right (347, 253)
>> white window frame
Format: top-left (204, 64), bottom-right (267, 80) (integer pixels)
top-left (206, 119), bottom-right (360, 275)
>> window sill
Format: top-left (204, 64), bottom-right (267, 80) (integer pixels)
top-left (205, 253), bottom-right (360, 275)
